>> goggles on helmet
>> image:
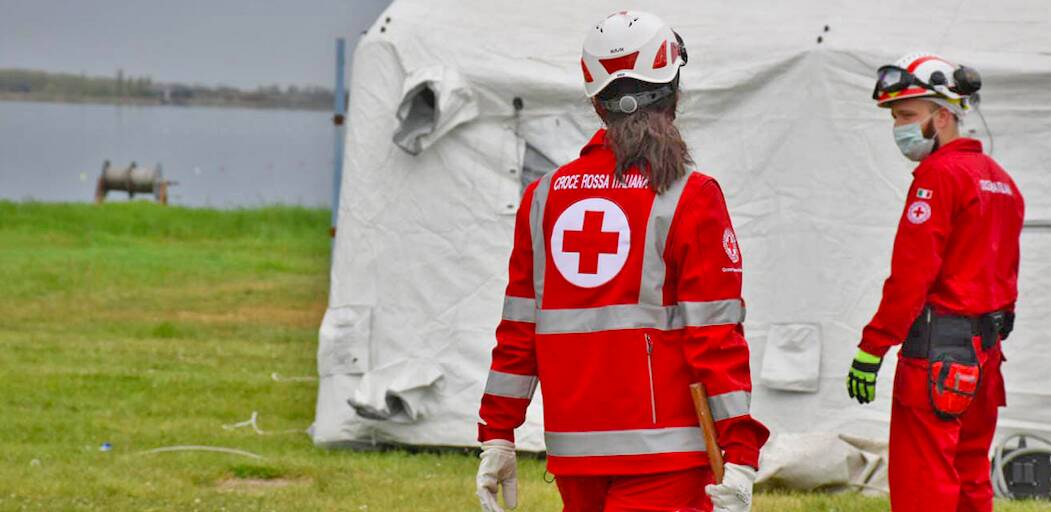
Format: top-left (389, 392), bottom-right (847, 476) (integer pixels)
top-left (872, 64), bottom-right (981, 101)
top-left (871, 65), bottom-right (937, 100)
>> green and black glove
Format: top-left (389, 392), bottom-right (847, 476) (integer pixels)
top-left (847, 349), bottom-right (883, 404)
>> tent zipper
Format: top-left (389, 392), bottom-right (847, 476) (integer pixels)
top-left (645, 333), bottom-right (656, 424)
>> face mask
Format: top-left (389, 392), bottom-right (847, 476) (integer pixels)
top-left (893, 114), bottom-right (939, 162)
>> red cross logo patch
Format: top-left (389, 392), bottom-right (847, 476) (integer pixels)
top-left (906, 200), bottom-right (932, 224)
top-left (722, 228), bottom-right (740, 264)
top-left (551, 198), bottom-right (630, 288)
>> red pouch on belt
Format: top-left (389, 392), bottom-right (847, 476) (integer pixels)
top-left (917, 310), bottom-right (983, 421)
top-left (928, 353), bottom-right (981, 420)
top-left (906, 307), bottom-right (987, 420)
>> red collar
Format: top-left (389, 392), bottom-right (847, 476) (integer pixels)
top-left (580, 129), bottom-right (607, 156)
top-left (935, 137), bottom-right (983, 155)
top-left (914, 138), bottom-right (984, 174)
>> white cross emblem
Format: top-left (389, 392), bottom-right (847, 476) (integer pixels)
top-left (550, 198), bottom-right (631, 288)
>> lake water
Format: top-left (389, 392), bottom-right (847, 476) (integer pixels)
top-left (0, 100), bottom-right (335, 208)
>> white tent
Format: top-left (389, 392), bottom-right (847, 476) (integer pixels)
top-left (313, 0), bottom-right (1051, 480)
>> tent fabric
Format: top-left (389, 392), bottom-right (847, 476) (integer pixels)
top-left (756, 433), bottom-right (888, 494)
top-left (392, 66), bottom-right (479, 155)
top-left (760, 323), bottom-right (822, 393)
top-left (314, 0), bottom-right (1051, 461)
top-left (348, 358), bottom-right (445, 423)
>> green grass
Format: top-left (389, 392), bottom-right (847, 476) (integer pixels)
top-left (0, 201), bottom-right (1047, 511)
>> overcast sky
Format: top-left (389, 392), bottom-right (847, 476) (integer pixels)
top-left (0, 0), bottom-right (392, 88)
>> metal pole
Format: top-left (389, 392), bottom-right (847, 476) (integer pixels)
top-left (331, 37), bottom-right (347, 238)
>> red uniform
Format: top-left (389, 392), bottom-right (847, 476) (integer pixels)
top-left (478, 130), bottom-right (768, 510)
top-left (860, 138), bottom-right (1024, 511)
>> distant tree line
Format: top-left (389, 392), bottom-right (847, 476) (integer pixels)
top-left (0, 69), bottom-right (333, 111)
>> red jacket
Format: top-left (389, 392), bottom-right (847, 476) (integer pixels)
top-left (860, 138), bottom-right (1025, 357)
top-left (478, 130), bottom-right (769, 476)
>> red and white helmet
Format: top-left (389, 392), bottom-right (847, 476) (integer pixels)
top-left (581, 11), bottom-right (686, 98)
top-left (872, 51), bottom-right (980, 114)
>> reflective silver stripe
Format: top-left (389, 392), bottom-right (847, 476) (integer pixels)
top-left (708, 391), bottom-right (751, 422)
top-left (537, 304), bottom-right (679, 334)
top-left (484, 371), bottom-right (538, 399)
top-left (680, 299), bottom-right (745, 327)
top-left (545, 427), bottom-right (705, 457)
top-left (535, 299), bottom-right (743, 335)
top-left (638, 172), bottom-right (693, 306)
top-left (502, 296), bottom-right (536, 323)
top-left (530, 172), bottom-right (554, 307)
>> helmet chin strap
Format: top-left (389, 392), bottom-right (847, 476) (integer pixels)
top-left (600, 84), bottom-right (675, 114)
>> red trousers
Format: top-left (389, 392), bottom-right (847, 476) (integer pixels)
top-left (889, 341), bottom-right (1006, 512)
top-left (556, 468), bottom-right (713, 512)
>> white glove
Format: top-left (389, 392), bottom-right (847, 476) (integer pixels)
top-left (705, 463), bottom-right (757, 512)
top-left (476, 439), bottom-right (518, 512)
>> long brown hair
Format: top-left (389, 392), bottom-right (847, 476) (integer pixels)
top-left (595, 77), bottom-right (693, 194)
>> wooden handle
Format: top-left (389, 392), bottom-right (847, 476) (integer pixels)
top-left (690, 382), bottom-right (725, 484)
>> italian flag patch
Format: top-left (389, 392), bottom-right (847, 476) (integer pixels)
top-left (917, 188), bottom-right (933, 199)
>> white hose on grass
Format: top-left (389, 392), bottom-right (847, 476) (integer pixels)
top-left (270, 372), bottom-right (316, 382)
top-left (139, 445), bottom-right (265, 460)
top-left (222, 411), bottom-right (307, 436)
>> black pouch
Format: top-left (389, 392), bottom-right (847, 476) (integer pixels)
top-left (978, 311), bottom-right (1008, 349)
top-left (901, 308), bottom-right (932, 359)
top-left (1000, 311), bottom-right (1015, 341)
top-left (927, 315), bottom-right (982, 421)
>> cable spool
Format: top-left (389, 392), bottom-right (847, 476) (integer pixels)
top-left (94, 160), bottom-right (173, 205)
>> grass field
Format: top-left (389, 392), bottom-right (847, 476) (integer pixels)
top-left (0, 201), bottom-right (1046, 511)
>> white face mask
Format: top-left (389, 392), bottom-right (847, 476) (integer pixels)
top-left (893, 113), bottom-right (939, 162)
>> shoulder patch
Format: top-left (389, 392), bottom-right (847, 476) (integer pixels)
top-left (722, 228), bottom-right (741, 264)
top-left (916, 188), bottom-right (933, 199)
top-left (906, 201), bottom-right (932, 225)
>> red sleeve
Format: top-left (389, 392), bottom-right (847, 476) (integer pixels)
top-left (860, 167), bottom-right (958, 357)
top-left (668, 176), bottom-right (770, 470)
top-left (477, 181), bottom-right (540, 443)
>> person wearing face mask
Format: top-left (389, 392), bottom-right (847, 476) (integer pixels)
top-left (847, 52), bottom-right (1025, 512)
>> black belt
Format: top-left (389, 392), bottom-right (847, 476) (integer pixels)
top-left (901, 306), bottom-right (1013, 359)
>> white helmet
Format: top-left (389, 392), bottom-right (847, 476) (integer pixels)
top-left (872, 51), bottom-right (981, 115)
top-left (581, 11), bottom-right (686, 98)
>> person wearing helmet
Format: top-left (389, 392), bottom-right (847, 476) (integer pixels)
top-left (475, 11), bottom-right (768, 512)
top-left (848, 52), bottom-right (1024, 511)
